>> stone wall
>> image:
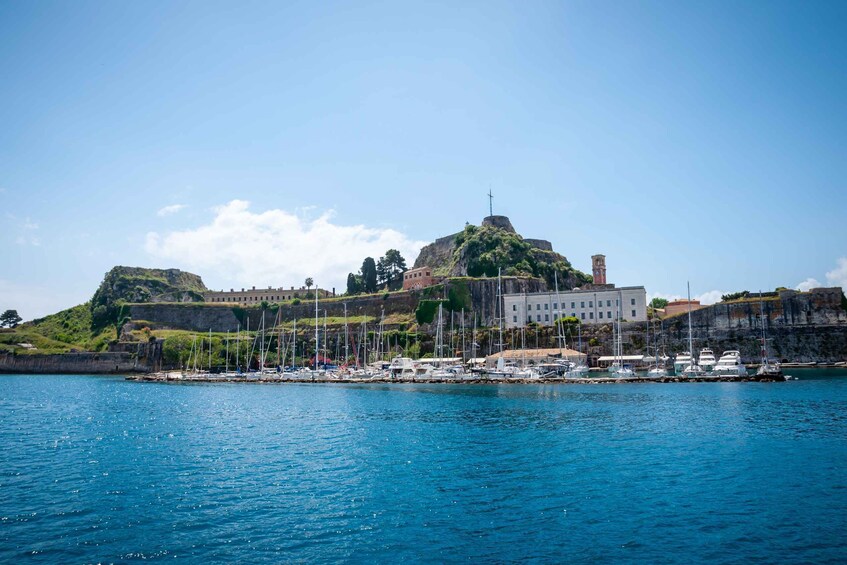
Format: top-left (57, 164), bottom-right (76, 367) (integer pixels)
top-left (0, 351), bottom-right (153, 374)
top-left (413, 232), bottom-right (461, 270)
top-left (128, 277), bottom-right (548, 332)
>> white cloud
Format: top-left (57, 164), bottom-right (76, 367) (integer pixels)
top-left (695, 290), bottom-right (724, 305)
top-left (145, 200), bottom-right (427, 292)
top-left (825, 257), bottom-right (847, 291)
top-left (157, 204), bottom-right (187, 217)
top-left (796, 278), bottom-right (822, 292)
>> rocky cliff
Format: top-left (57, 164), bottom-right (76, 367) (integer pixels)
top-left (413, 215), bottom-right (591, 291)
top-left (90, 266), bottom-right (207, 331)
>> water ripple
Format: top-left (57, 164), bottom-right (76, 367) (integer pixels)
top-left (1, 373), bottom-right (846, 562)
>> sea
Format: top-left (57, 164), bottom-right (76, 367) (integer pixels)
top-left (1, 369), bottom-right (846, 563)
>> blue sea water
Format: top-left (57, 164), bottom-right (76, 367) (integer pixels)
top-left (1, 371), bottom-right (846, 563)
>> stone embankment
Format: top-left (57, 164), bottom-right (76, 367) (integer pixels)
top-left (0, 341), bottom-right (162, 374)
top-left (126, 373), bottom-right (786, 385)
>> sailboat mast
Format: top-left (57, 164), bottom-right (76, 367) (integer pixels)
top-left (687, 281), bottom-right (694, 359)
top-left (225, 330), bottom-right (230, 374)
top-left (461, 308), bottom-right (465, 364)
top-left (497, 267), bottom-right (503, 359)
top-left (314, 282), bottom-right (319, 371)
top-left (554, 272), bottom-right (564, 357)
top-left (344, 302), bottom-right (349, 365)
top-left (208, 328), bottom-right (212, 372)
top-left (235, 324), bottom-right (240, 372)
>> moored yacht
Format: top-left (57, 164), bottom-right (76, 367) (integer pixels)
top-left (674, 352), bottom-right (692, 375)
top-left (698, 348), bottom-right (717, 374)
top-left (714, 350), bottom-right (748, 376)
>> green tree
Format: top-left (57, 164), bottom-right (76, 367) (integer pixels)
top-left (346, 273), bottom-right (362, 295)
top-left (305, 277), bottom-right (314, 291)
top-left (380, 249), bottom-right (407, 286)
top-left (649, 297), bottom-right (669, 310)
top-left (361, 257), bottom-right (378, 293)
top-left (0, 309), bottom-right (22, 328)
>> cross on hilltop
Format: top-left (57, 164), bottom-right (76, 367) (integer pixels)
top-left (488, 189), bottom-right (493, 217)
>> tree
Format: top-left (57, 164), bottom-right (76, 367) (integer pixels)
top-left (0, 309), bottom-right (22, 328)
top-left (361, 257), bottom-right (378, 293)
top-left (304, 277), bottom-right (314, 290)
top-left (380, 249), bottom-right (407, 286)
top-left (376, 257), bottom-right (388, 287)
top-left (346, 273), bottom-right (362, 295)
top-left (649, 297), bottom-right (669, 310)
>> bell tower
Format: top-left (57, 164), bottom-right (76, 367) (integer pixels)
top-left (591, 254), bottom-right (606, 285)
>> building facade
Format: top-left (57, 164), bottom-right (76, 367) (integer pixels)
top-left (503, 286), bottom-right (648, 328)
top-left (205, 285), bottom-right (333, 305)
top-left (661, 299), bottom-right (702, 318)
top-left (402, 266), bottom-right (436, 291)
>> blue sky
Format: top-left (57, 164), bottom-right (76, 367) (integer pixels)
top-left (2, 0), bottom-right (846, 320)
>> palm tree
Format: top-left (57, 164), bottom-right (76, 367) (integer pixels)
top-left (305, 277), bottom-right (314, 291)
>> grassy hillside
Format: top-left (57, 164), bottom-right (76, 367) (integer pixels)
top-left (0, 303), bottom-right (114, 354)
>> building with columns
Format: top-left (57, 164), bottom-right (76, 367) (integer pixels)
top-left (503, 286), bottom-right (648, 328)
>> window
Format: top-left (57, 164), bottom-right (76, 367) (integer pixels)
top-left (513, 316), bottom-right (517, 322)
top-left (589, 301), bottom-right (593, 307)
top-left (544, 304), bottom-right (548, 310)
top-left (536, 304), bottom-right (541, 311)
top-left (553, 303), bottom-right (557, 309)
top-left (616, 299), bottom-right (619, 306)
top-left (581, 313), bottom-right (586, 320)
top-left (589, 312), bottom-right (594, 319)
top-left (631, 298), bottom-right (636, 305)
top-left (571, 302), bottom-right (576, 309)
top-left (512, 304), bottom-right (516, 311)
top-left (608, 311), bottom-right (612, 319)
top-left (581, 301), bottom-right (585, 308)
top-left (632, 310), bottom-right (637, 317)
top-left (537, 315), bottom-right (541, 321)
top-left (545, 314), bottom-right (549, 321)
top-left (607, 300), bottom-right (611, 307)
top-left (599, 312), bottom-right (603, 319)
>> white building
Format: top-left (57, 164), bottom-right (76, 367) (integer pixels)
top-left (503, 286), bottom-right (648, 328)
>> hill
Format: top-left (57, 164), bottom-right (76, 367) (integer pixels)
top-left (413, 215), bottom-right (591, 290)
top-left (90, 267), bottom-right (207, 330)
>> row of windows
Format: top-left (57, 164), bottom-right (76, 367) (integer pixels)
top-left (512, 297), bottom-right (638, 311)
top-left (405, 270), bottom-right (431, 279)
top-left (210, 294), bottom-right (297, 303)
top-left (511, 309), bottom-right (639, 323)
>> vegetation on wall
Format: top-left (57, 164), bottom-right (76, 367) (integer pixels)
top-left (415, 300), bottom-right (445, 325)
top-left (450, 224), bottom-right (592, 288)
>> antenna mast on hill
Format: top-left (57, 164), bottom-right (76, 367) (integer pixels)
top-left (488, 188), bottom-right (494, 217)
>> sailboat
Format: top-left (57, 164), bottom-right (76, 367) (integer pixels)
top-left (755, 295), bottom-right (785, 381)
top-left (681, 282), bottom-right (705, 378)
top-left (610, 292), bottom-right (634, 378)
top-left (647, 317), bottom-right (668, 377)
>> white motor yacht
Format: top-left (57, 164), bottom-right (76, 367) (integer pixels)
top-left (698, 348), bottom-right (717, 374)
top-left (714, 351), bottom-right (748, 376)
top-left (674, 352), bottom-right (692, 376)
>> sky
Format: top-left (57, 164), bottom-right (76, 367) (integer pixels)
top-left (1, 0), bottom-right (846, 321)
